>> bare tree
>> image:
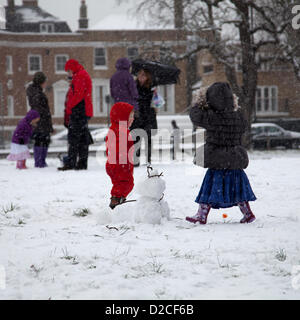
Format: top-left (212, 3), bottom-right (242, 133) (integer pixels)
top-left (119, 0), bottom-right (300, 145)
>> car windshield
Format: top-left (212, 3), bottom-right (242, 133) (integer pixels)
top-left (265, 126), bottom-right (281, 133)
top-left (252, 127), bottom-right (264, 135)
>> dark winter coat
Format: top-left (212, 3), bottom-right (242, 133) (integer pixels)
top-left (190, 82), bottom-right (249, 170)
top-left (65, 59), bottom-right (93, 118)
top-left (26, 83), bottom-right (53, 135)
top-left (130, 81), bottom-right (157, 133)
top-left (110, 58), bottom-right (139, 111)
top-left (12, 110), bottom-right (40, 145)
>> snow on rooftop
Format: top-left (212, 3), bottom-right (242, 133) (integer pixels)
top-left (90, 13), bottom-right (170, 30)
top-left (17, 7), bottom-right (61, 23)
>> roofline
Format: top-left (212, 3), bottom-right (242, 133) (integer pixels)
top-left (87, 29), bottom-right (178, 32)
top-left (0, 39), bottom-right (187, 48)
top-left (0, 30), bottom-right (79, 36)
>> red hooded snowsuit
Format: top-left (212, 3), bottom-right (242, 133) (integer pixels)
top-left (64, 59), bottom-right (93, 117)
top-left (106, 102), bottom-right (134, 198)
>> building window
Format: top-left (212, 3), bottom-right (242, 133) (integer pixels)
top-left (156, 85), bottom-right (175, 114)
top-left (128, 47), bottom-right (139, 61)
top-left (256, 52), bottom-right (271, 72)
top-left (40, 23), bottom-right (55, 33)
top-left (203, 64), bottom-right (214, 74)
top-left (93, 79), bottom-right (110, 116)
top-left (53, 80), bottom-right (69, 116)
top-left (94, 48), bottom-right (107, 68)
top-left (7, 95), bottom-right (14, 117)
top-left (6, 56), bottom-right (13, 74)
top-left (28, 55), bottom-right (42, 74)
top-left (54, 90), bottom-right (68, 116)
top-left (55, 55), bottom-right (69, 73)
top-left (256, 86), bottom-right (278, 114)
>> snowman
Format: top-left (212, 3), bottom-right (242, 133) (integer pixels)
top-left (134, 166), bottom-right (170, 225)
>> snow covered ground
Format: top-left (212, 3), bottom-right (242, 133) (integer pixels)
top-left (0, 150), bottom-right (300, 300)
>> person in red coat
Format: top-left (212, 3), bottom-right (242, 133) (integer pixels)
top-left (106, 102), bottom-right (135, 209)
top-left (58, 59), bottom-right (93, 171)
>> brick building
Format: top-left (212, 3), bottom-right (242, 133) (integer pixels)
top-left (196, 49), bottom-right (300, 123)
top-left (0, 0), bottom-right (189, 137)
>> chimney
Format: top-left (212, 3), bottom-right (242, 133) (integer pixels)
top-left (23, 0), bottom-right (38, 7)
top-left (79, 0), bottom-right (88, 30)
top-left (174, 0), bottom-right (183, 29)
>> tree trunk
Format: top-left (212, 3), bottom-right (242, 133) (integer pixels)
top-left (174, 0), bottom-right (183, 29)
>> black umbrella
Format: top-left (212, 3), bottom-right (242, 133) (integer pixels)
top-left (131, 59), bottom-right (181, 85)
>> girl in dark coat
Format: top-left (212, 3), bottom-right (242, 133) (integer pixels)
top-left (186, 82), bottom-right (256, 225)
top-left (110, 57), bottom-right (139, 111)
top-left (130, 69), bottom-right (158, 166)
top-left (7, 110), bottom-right (40, 169)
top-left (26, 72), bottom-right (53, 168)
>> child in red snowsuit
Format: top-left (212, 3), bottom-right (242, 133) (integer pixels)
top-left (106, 102), bottom-right (135, 209)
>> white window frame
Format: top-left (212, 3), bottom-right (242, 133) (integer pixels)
top-left (256, 86), bottom-right (278, 115)
top-left (7, 95), bottom-right (14, 117)
top-left (256, 52), bottom-right (271, 72)
top-left (40, 23), bottom-right (55, 33)
top-left (6, 55), bottom-right (13, 75)
top-left (28, 54), bottom-right (42, 75)
top-left (156, 85), bottom-right (175, 115)
top-left (94, 47), bottom-right (108, 70)
top-left (127, 47), bottom-right (139, 61)
top-left (202, 62), bottom-right (214, 75)
top-left (55, 54), bottom-right (69, 74)
top-left (93, 79), bottom-right (110, 116)
top-left (53, 80), bottom-right (69, 117)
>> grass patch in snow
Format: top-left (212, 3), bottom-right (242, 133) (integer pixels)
top-left (126, 253), bottom-right (166, 279)
top-left (275, 248), bottom-right (287, 262)
top-left (1, 203), bottom-right (19, 215)
top-left (60, 247), bottom-right (79, 265)
top-left (73, 208), bottom-right (91, 217)
top-left (30, 264), bottom-right (43, 277)
top-left (18, 219), bottom-right (26, 225)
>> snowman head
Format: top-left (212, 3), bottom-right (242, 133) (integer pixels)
top-left (136, 167), bottom-right (166, 200)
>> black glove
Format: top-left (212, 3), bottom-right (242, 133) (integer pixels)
top-left (19, 138), bottom-right (25, 145)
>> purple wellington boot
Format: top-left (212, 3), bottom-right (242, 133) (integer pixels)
top-left (34, 146), bottom-right (46, 168)
top-left (41, 147), bottom-right (48, 167)
top-left (16, 160), bottom-right (23, 170)
top-left (238, 201), bottom-right (256, 224)
top-left (186, 204), bottom-right (211, 225)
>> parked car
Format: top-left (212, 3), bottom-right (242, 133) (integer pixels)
top-left (251, 123), bottom-right (300, 149)
top-left (51, 126), bottom-right (106, 147)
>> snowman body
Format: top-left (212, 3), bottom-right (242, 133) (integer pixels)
top-left (134, 169), bottom-right (170, 225)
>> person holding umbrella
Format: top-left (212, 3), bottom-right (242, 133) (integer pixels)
top-left (130, 59), bottom-right (181, 166)
top-left (130, 69), bottom-right (157, 166)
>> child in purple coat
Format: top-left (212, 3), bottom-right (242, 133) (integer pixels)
top-left (7, 110), bottom-right (40, 169)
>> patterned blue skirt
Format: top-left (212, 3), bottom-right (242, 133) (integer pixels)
top-left (195, 169), bottom-right (256, 209)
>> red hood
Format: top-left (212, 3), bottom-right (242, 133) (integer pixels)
top-left (65, 59), bottom-right (84, 73)
top-left (110, 102), bottom-right (133, 124)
